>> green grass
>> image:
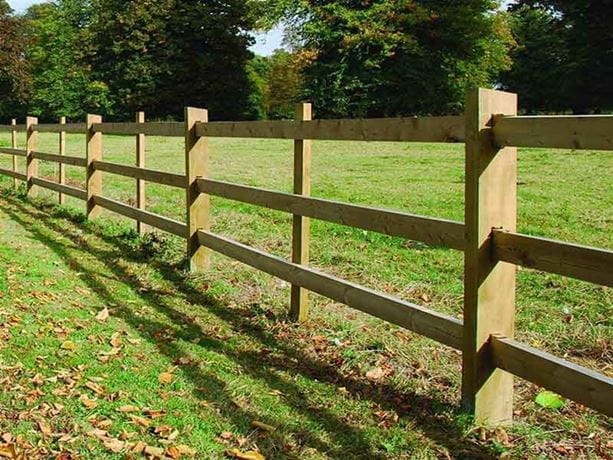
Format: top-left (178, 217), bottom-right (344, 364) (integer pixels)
top-left (0, 132), bottom-right (610, 459)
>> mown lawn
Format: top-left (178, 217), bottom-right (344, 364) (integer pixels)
top-left (0, 131), bottom-right (610, 459)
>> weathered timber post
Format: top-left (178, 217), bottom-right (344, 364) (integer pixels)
top-left (86, 114), bottom-right (103, 219)
top-left (136, 111), bottom-right (148, 234)
top-left (463, 88), bottom-right (518, 425)
top-left (290, 102), bottom-right (313, 322)
top-left (11, 119), bottom-right (18, 189)
top-left (185, 107), bottom-right (209, 271)
top-left (26, 116), bottom-right (38, 198)
top-left (59, 116), bottom-right (66, 204)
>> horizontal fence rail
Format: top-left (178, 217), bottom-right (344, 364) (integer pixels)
top-left (34, 123), bottom-right (86, 133)
top-left (195, 116), bottom-right (466, 142)
top-left (198, 179), bottom-right (466, 250)
top-left (0, 147), bottom-right (27, 157)
top-left (93, 195), bottom-right (187, 237)
top-left (32, 177), bottom-right (87, 200)
top-left (32, 151), bottom-right (87, 167)
top-left (493, 115), bottom-right (613, 151)
top-left (93, 160), bottom-right (186, 188)
top-left (0, 167), bottom-right (26, 181)
top-left (491, 335), bottom-right (613, 417)
top-left (198, 230), bottom-right (464, 349)
top-left (493, 230), bottom-right (613, 287)
top-left (1, 93), bottom-right (611, 425)
top-left (93, 122), bottom-right (184, 137)
top-left (0, 124), bottom-right (26, 132)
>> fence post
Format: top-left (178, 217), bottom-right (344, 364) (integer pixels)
top-left (290, 102), bottom-right (313, 322)
top-left (59, 116), bottom-right (66, 204)
top-left (11, 119), bottom-right (18, 189)
top-left (185, 107), bottom-right (209, 272)
top-left (136, 111), bottom-right (148, 234)
top-left (86, 114), bottom-right (103, 219)
top-left (462, 88), bottom-right (518, 426)
top-left (26, 116), bottom-right (38, 198)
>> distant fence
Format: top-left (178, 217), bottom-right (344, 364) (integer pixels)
top-left (0, 88), bottom-right (611, 424)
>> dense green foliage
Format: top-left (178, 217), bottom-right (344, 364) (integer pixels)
top-left (0, 0), bottom-right (611, 119)
top-left (501, 0), bottom-right (613, 113)
top-left (283, 0), bottom-right (513, 117)
top-left (0, 1), bottom-right (31, 116)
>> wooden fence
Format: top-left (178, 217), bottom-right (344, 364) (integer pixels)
top-left (0, 88), bottom-right (611, 425)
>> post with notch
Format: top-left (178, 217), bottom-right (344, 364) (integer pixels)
top-left (290, 102), bottom-right (313, 322)
top-left (86, 114), bottom-right (103, 219)
top-left (26, 116), bottom-right (38, 198)
top-left (185, 107), bottom-right (210, 272)
top-left (462, 88), bottom-right (518, 426)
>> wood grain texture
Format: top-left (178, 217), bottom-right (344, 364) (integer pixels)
top-left (493, 230), bottom-right (613, 287)
top-left (86, 114), bottom-right (103, 219)
top-left (0, 167), bottom-right (26, 182)
top-left (195, 116), bottom-right (465, 142)
top-left (11, 119), bottom-right (18, 188)
top-left (93, 122), bottom-right (183, 137)
top-left (185, 107), bottom-right (210, 272)
top-left (493, 115), bottom-right (613, 151)
top-left (290, 103), bottom-right (312, 322)
top-left (198, 230), bottom-right (464, 349)
top-left (198, 179), bottom-right (465, 250)
top-left (32, 177), bottom-right (86, 201)
top-left (32, 151), bottom-right (86, 167)
top-left (462, 88), bottom-right (518, 426)
top-left (0, 148), bottom-right (27, 157)
top-left (93, 161), bottom-right (185, 188)
top-left (491, 335), bottom-right (613, 417)
top-left (59, 117), bottom-right (66, 204)
top-left (26, 116), bottom-right (38, 198)
top-left (136, 111), bottom-right (147, 234)
top-left (34, 123), bottom-right (86, 133)
top-left (94, 195), bottom-right (186, 237)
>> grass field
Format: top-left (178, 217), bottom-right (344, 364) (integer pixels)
top-left (0, 131), bottom-right (611, 459)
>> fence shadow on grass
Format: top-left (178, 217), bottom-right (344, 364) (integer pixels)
top-left (1, 194), bottom-right (499, 460)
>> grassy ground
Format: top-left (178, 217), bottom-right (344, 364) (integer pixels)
top-left (0, 132), bottom-right (610, 459)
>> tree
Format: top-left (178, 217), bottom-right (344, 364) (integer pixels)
top-left (504, 0), bottom-right (613, 113)
top-left (25, 0), bottom-right (111, 120)
top-left (270, 0), bottom-right (513, 118)
top-left (91, 0), bottom-right (258, 120)
top-left (0, 1), bottom-right (31, 119)
top-left (498, 6), bottom-right (567, 113)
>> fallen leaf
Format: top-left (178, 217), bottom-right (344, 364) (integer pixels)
top-left (226, 449), bottom-right (265, 460)
top-left (251, 421), bottom-right (274, 432)
top-left (38, 420), bottom-right (52, 437)
top-left (365, 367), bottom-right (385, 381)
top-left (128, 415), bottom-right (151, 428)
top-left (60, 341), bottom-right (76, 351)
top-left (116, 405), bottom-right (139, 413)
top-left (103, 438), bottom-right (125, 453)
top-left (166, 446), bottom-right (182, 459)
top-left (158, 372), bottom-right (173, 385)
top-left (143, 445), bottom-right (165, 458)
top-left (79, 394), bottom-right (98, 409)
top-left (95, 308), bottom-right (110, 322)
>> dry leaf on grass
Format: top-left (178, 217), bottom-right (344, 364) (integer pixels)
top-left (226, 449), bottom-right (265, 460)
top-left (158, 372), bottom-right (173, 385)
top-left (60, 341), bottom-right (76, 351)
top-left (95, 308), bottom-right (109, 322)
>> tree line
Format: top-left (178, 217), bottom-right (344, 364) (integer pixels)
top-left (1, 0), bottom-right (611, 122)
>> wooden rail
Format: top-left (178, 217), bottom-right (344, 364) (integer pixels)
top-left (93, 122), bottom-right (184, 137)
top-left (31, 177), bottom-right (87, 200)
top-left (198, 179), bottom-right (466, 250)
top-left (34, 123), bottom-right (87, 133)
top-left (0, 124), bottom-right (25, 132)
top-left (493, 230), bottom-right (613, 287)
top-left (0, 147), bottom-right (27, 157)
top-left (491, 335), bottom-right (613, 417)
top-left (32, 151), bottom-right (87, 167)
top-left (195, 116), bottom-right (465, 142)
top-left (0, 167), bottom-right (26, 181)
top-left (198, 230), bottom-right (464, 349)
top-left (93, 160), bottom-right (186, 188)
top-left (493, 115), bottom-right (613, 151)
top-left (2, 96), bottom-right (611, 424)
top-left (93, 195), bottom-right (187, 237)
